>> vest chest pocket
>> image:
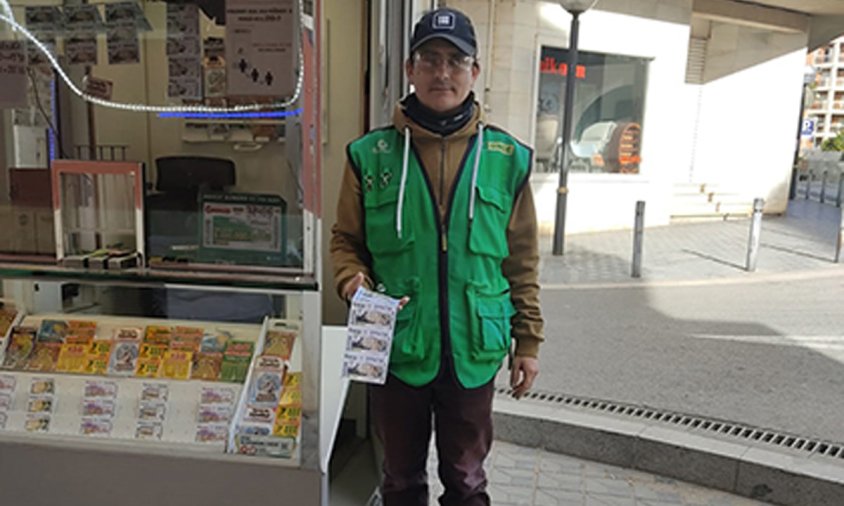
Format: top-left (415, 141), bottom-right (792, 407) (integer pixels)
top-left (469, 185), bottom-right (511, 259)
top-left (467, 285), bottom-right (515, 362)
top-left (364, 185), bottom-right (415, 254)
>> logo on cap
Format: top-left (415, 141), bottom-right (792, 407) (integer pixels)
top-left (433, 12), bottom-right (455, 30)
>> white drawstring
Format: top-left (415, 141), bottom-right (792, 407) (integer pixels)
top-left (468, 123), bottom-right (484, 221)
top-left (397, 127), bottom-right (411, 238)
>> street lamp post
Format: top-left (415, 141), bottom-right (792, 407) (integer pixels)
top-left (790, 65), bottom-right (817, 200)
top-left (552, 0), bottom-right (598, 256)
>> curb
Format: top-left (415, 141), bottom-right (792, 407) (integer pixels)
top-left (539, 264), bottom-right (844, 291)
top-left (492, 395), bottom-right (844, 506)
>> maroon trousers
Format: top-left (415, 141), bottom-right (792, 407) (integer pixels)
top-left (369, 360), bottom-right (494, 506)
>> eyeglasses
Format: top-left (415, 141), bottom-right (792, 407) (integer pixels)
top-left (413, 51), bottom-right (475, 73)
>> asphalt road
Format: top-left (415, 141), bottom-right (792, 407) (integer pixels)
top-left (520, 271), bottom-right (844, 443)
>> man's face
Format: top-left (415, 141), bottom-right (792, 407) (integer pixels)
top-left (406, 39), bottom-right (480, 114)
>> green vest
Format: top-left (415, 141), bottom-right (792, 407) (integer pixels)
top-left (347, 126), bottom-right (532, 388)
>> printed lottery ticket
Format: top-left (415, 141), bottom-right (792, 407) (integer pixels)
top-left (342, 288), bottom-right (400, 384)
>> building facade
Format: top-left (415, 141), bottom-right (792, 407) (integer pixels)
top-left (805, 36), bottom-right (844, 147)
top-left (435, 0), bottom-right (815, 233)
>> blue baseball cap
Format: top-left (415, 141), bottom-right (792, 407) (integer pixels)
top-left (410, 8), bottom-right (477, 57)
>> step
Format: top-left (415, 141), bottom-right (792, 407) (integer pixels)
top-left (672, 182), bottom-right (706, 196)
top-left (670, 200), bottom-right (720, 215)
top-left (714, 201), bottom-right (753, 215)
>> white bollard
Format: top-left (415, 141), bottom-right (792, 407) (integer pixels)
top-left (746, 198), bottom-right (764, 272)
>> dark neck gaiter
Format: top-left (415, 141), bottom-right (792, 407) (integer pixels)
top-left (402, 92), bottom-right (475, 136)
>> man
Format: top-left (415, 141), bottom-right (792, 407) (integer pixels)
top-left (330, 7), bottom-right (543, 506)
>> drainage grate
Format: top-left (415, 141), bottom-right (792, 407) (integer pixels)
top-left (495, 387), bottom-right (844, 462)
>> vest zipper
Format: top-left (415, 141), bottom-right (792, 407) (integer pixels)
top-left (409, 133), bottom-right (478, 376)
top-left (440, 139), bottom-right (447, 252)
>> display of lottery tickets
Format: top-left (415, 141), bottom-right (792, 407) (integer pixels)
top-left (231, 319), bottom-right (302, 460)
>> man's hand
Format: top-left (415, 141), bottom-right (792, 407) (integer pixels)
top-left (510, 356), bottom-right (539, 399)
top-left (342, 272), bottom-right (410, 309)
top-left (341, 272), bottom-right (366, 302)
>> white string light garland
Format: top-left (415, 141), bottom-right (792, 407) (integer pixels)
top-left (0, 0), bottom-right (305, 113)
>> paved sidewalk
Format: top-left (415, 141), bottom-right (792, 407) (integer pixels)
top-left (462, 199), bottom-right (838, 506)
top-left (425, 440), bottom-right (771, 506)
top-left (539, 200), bottom-right (843, 286)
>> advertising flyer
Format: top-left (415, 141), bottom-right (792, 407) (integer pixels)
top-left (199, 193), bottom-right (286, 266)
top-left (24, 6), bottom-right (63, 33)
top-left (26, 36), bottom-right (56, 68)
top-left (105, 2), bottom-right (152, 32)
top-left (0, 41), bottom-right (27, 109)
top-left (342, 288), bottom-right (399, 384)
top-left (63, 5), bottom-right (104, 33)
top-left (107, 26), bottom-right (140, 65)
top-left (166, 3), bottom-right (201, 100)
top-left (65, 33), bottom-right (98, 66)
top-left (224, 0), bottom-right (295, 97)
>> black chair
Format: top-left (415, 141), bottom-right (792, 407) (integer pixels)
top-left (155, 156), bottom-right (236, 194)
top-left (145, 156), bottom-right (236, 259)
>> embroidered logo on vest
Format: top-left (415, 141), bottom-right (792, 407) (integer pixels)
top-left (379, 169), bottom-right (393, 189)
top-left (371, 139), bottom-right (392, 154)
top-left (363, 174), bottom-right (375, 193)
top-left (487, 141), bottom-right (514, 156)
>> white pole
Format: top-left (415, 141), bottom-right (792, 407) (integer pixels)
top-left (746, 198), bottom-right (764, 272)
top-left (632, 201), bottom-right (645, 278)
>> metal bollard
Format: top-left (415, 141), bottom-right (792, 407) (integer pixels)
top-left (746, 198), bottom-right (764, 272)
top-left (836, 207), bottom-right (844, 263)
top-left (820, 170), bottom-right (828, 203)
top-left (805, 172), bottom-right (812, 199)
top-left (837, 170), bottom-right (844, 208)
top-left (632, 201), bottom-right (645, 278)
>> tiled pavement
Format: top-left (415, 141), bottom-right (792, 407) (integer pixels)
top-left (425, 440), bottom-right (771, 506)
top-left (539, 199), bottom-right (843, 286)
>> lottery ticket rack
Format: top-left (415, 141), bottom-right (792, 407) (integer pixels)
top-left (0, 289), bottom-right (337, 505)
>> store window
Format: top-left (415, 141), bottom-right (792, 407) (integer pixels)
top-left (0, 0), bottom-right (319, 279)
top-left (535, 46), bottom-right (649, 174)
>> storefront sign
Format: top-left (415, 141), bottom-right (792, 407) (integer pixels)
top-left (540, 56), bottom-right (586, 79)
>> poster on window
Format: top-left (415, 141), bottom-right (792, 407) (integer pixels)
top-left (107, 26), bottom-right (140, 65)
top-left (105, 2), bottom-right (152, 32)
top-left (26, 36), bottom-right (56, 68)
top-left (198, 193), bottom-right (286, 266)
top-left (64, 5), bottom-right (105, 33)
top-left (24, 6), bottom-right (63, 33)
top-left (0, 41), bottom-right (27, 109)
top-left (225, 0), bottom-right (295, 97)
top-left (66, 33), bottom-right (98, 66)
top-left (166, 3), bottom-right (201, 99)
